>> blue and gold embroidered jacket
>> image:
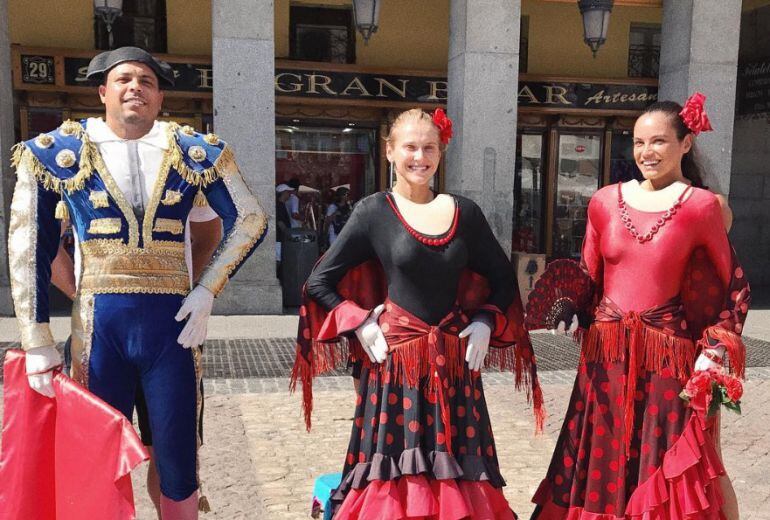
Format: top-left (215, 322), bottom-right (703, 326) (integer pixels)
top-left (9, 120), bottom-right (268, 350)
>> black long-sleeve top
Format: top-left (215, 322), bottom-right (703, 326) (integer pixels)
top-left (305, 192), bottom-right (517, 325)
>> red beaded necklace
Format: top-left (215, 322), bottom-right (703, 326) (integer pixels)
top-left (386, 192), bottom-right (460, 247)
top-left (617, 182), bottom-right (692, 243)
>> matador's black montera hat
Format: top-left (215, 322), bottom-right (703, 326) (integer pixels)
top-left (86, 46), bottom-right (175, 87)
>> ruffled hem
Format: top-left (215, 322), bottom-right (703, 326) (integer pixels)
top-left (532, 414), bottom-right (726, 520)
top-left (335, 475), bottom-right (516, 520)
top-left (336, 449), bottom-right (507, 497)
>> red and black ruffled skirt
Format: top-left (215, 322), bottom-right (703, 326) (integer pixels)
top-left (331, 300), bottom-right (517, 520)
top-left (531, 298), bottom-right (726, 519)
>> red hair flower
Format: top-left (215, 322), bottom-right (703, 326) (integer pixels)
top-left (679, 92), bottom-right (714, 135)
top-left (432, 108), bottom-right (453, 144)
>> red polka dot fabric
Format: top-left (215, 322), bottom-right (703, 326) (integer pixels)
top-left (330, 300), bottom-right (516, 517)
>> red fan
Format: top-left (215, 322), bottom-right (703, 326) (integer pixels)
top-left (525, 259), bottom-right (594, 331)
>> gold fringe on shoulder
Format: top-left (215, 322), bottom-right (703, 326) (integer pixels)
top-left (11, 144), bottom-right (63, 194)
top-left (167, 122), bottom-right (237, 188)
top-left (10, 122), bottom-right (97, 195)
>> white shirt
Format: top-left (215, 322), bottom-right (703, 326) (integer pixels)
top-left (73, 118), bottom-right (218, 287)
top-left (326, 203), bottom-right (339, 244)
top-left (286, 193), bottom-right (301, 228)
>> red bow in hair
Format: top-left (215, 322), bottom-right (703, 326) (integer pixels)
top-left (432, 108), bottom-right (453, 144)
top-left (679, 92), bottom-right (714, 135)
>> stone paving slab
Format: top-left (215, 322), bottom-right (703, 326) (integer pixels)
top-left (130, 378), bottom-right (770, 519)
top-left (2, 374), bottom-right (770, 519)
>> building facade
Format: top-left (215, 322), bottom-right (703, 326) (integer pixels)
top-left (0, 0), bottom-right (765, 315)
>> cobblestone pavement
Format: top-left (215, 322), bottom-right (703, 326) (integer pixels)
top-left (127, 375), bottom-right (770, 520)
top-left (2, 335), bottom-right (770, 519)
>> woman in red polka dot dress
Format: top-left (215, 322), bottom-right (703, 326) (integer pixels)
top-left (291, 108), bottom-right (545, 519)
top-left (529, 95), bottom-right (750, 519)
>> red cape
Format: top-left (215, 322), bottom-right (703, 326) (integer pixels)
top-left (0, 349), bottom-right (149, 520)
top-left (291, 260), bottom-right (545, 433)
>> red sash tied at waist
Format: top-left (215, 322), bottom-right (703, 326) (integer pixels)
top-left (378, 299), bottom-right (474, 454)
top-left (591, 296), bottom-right (692, 458)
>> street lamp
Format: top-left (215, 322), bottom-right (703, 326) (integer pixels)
top-left (94, 0), bottom-right (124, 49)
top-left (352, 0), bottom-right (380, 45)
top-left (578, 0), bottom-right (613, 57)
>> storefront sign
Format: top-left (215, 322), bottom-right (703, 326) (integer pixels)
top-left (275, 68), bottom-right (448, 103)
top-left (275, 68), bottom-right (657, 110)
top-left (20, 55), bottom-right (55, 84)
top-left (738, 59), bottom-right (770, 115)
top-left (17, 51), bottom-right (657, 111)
top-left (63, 57), bottom-right (213, 92)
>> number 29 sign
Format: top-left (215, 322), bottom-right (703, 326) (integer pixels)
top-left (21, 55), bottom-right (55, 85)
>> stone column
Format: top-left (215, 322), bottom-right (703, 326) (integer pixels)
top-left (446, 0), bottom-right (520, 255)
top-left (0, 0), bottom-right (16, 315)
top-left (658, 0), bottom-right (741, 195)
top-left (212, 0), bottom-right (282, 313)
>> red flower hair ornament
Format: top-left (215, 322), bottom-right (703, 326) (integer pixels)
top-left (679, 92), bottom-right (714, 135)
top-left (432, 108), bottom-right (453, 145)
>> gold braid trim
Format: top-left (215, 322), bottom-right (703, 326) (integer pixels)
top-left (168, 123), bottom-right (236, 188)
top-left (11, 144), bottom-right (63, 194)
top-left (10, 126), bottom-right (99, 195)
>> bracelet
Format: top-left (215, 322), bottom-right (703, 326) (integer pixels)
top-left (701, 349), bottom-right (723, 365)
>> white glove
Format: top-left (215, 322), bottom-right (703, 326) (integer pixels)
top-left (550, 315), bottom-right (579, 335)
top-left (694, 345), bottom-right (726, 372)
top-left (175, 285), bottom-right (215, 349)
top-left (26, 345), bottom-right (62, 398)
top-left (459, 321), bottom-right (491, 372)
top-left (354, 304), bottom-right (388, 364)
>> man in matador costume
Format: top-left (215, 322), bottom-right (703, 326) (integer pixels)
top-left (7, 47), bottom-right (268, 518)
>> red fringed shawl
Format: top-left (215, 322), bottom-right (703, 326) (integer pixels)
top-left (290, 260), bottom-right (545, 433)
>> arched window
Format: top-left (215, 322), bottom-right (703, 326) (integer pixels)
top-left (94, 0), bottom-right (167, 53)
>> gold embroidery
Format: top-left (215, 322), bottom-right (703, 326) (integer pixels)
top-left (188, 146), bottom-right (207, 163)
top-left (59, 119), bottom-right (84, 137)
top-left (55, 149), bottom-right (76, 168)
top-left (141, 126), bottom-right (176, 248)
top-left (11, 125), bottom-right (98, 195)
top-left (198, 159), bottom-right (268, 296)
top-left (90, 142), bottom-right (140, 247)
top-left (153, 218), bottom-right (184, 235)
top-left (70, 293), bottom-right (95, 386)
top-left (8, 159), bottom-right (55, 350)
top-left (89, 190), bottom-right (110, 209)
top-left (87, 217), bottom-right (122, 235)
top-left (161, 189), bottom-right (182, 206)
top-left (203, 133), bottom-right (220, 146)
top-left (79, 239), bottom-right (189, 295)
top-left (181, 125), bottom-right (196, 136)
top-left (35, 133), bottom-right (53, 149)
top-left (169, 124), bottom-right (235, 188)
top-left (191, 345), bottom-right (209, 511)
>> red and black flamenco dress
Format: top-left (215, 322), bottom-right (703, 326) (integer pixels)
top-left (526, 184), bottom-right (750, 519)
top-left (291, 192), bottom-right (545, 519)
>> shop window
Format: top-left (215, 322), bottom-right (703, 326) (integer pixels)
top-left (290, 5), bottom-right (355, 64)
top-left (94, 0), bottom-right (168, 53)
top-left (628, 23), bottom-right (660, 78)
top-left (610, 130), bottom-right (643, 184)
top-left (553, 133), bottom-right (602, 259)
top-left (519, 16), bottom-right (529, 74)
top-left (26, 108), bottom-right (64, 139)
top-left (275, 123), bottom-right (376, 240)
top-left (513, 131), bottom-right (545, 253)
